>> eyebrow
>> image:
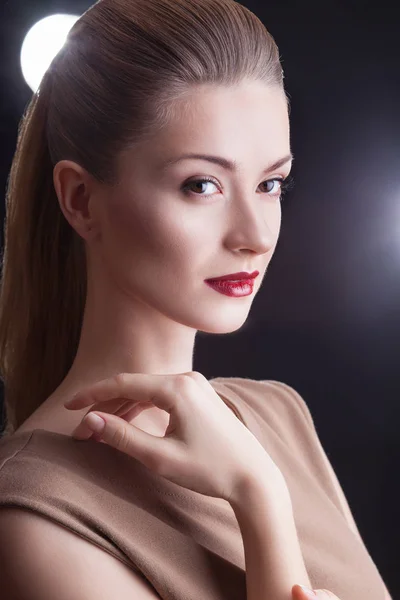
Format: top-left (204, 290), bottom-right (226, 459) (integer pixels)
top-left (160, 152), bottom-right (294, 175)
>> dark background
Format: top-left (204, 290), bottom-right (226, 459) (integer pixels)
top-left (1, 0), bottom-right (399, 596)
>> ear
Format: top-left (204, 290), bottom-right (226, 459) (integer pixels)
top-left (53, 160), bottom-right (100, 240)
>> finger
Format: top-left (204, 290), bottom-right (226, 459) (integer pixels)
top-left (67, 399), bottom-right (133, 441)
top-left (81, 410), bottom-right (171, 470)
top-left (71, 401), bottom-right (134, 439)
top-left (111, 399), bottom-right (154, 421)
top-left (71, 410), bottom-right (104, 440)
top-left (292, 584), bottom-right (317, 599)
top-left (65, 394), bottom-right (131, 413)
top-left (71, 399), bottom-right (156, 440)
top-left (292, 585), bottom-right (340, 600)
top-left (64, 372), bottom-right (177, 413)
top-left (78, 401), bottom-right (154, 442)
top-left (122, 401), bottom-right (154, 422)
top-left (183, 371), bottom-right (209, 389)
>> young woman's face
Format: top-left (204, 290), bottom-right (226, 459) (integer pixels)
top-left (96, 80), bottom-right (292, 334)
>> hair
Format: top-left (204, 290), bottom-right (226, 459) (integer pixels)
top-left (0, 0), bottom-right (286, 437)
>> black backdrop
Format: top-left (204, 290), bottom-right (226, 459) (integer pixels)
top-left (1, 0), bottom-right (399, 596)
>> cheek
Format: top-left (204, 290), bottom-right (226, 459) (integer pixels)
top-left (101, 193), bottom-right (206, 281)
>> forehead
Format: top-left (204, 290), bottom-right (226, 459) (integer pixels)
top-left (174, 80), bottom-right (286, 134)
top-left (179, 80), bottom-right (289, 125)
top-left (121, 81), bottom-right (291, 176)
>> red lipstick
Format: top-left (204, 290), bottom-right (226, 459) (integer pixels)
top-left (205, 271), bottom-right (259, 297)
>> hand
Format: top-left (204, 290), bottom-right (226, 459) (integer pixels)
top-left (64, 371), bottom-right (285, 502)
top-left (292, 584), bottom-right (341, 599)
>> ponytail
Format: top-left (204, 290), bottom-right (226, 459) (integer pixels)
top-left (0, 70), bottom-right (86, 437)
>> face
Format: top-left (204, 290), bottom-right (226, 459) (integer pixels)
top-left (92, 80), bottom-right (292, 334)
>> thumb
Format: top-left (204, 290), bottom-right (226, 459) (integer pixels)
top-left (292, 585), bottom-right (317, 599)
top-left (82, 411), bottom-right (166, 468)
top-left (292, 585), bottom-right (340, 599)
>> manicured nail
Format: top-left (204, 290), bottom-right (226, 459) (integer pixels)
top-left (84, 413), bottom-right (106, 435)
top-left (299, 585), bottom-right (316, 597)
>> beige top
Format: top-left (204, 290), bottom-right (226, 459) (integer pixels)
top-left (0, 377), bottom-right (388, 599)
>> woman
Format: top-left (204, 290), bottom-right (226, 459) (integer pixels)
top-left (0, 0), bottom-right (392, 598)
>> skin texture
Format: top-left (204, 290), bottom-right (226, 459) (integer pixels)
top-left (19, 79), bottom-right (292, 437)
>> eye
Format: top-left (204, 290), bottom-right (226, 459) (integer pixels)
top-left (182, 177), bottom-right (220, 197)
top-left (260, 179), bottom-right (282, 195)
top-left (182, 175), bottom-right (294, 200)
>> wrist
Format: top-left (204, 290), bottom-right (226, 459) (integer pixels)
top-left (228, 462), bottom-right (291, 512)
top-left (229, 468), bottom-right (311, 597)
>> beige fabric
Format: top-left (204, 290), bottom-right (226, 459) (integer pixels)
top-left (0, 377), bottom-right (388, 600)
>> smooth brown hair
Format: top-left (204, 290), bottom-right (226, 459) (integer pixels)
top-left (0, 0), bottom-right (286, 437)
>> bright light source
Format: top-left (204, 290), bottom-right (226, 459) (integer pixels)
top-left (20, 14), bottom-right (80, 93)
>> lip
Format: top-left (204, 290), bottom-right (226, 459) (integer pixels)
top-left (205, 279), bottom-right (255, 297)
top-left (205, 270), bottom-right (259, 282)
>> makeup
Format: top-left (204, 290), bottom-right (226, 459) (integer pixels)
top-left (205, 276), bottom-right (256, 297)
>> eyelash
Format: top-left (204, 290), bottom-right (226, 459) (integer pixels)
top-left (182, 174), bottom-right (295, 201)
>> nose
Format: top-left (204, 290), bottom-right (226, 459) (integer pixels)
top-left (223, 197), bottom-right (280, 256)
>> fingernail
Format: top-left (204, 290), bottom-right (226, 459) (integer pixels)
top-left (84, 413), bottom-right (106, 435)
top-left (299, 585), bottom-right (317, 597)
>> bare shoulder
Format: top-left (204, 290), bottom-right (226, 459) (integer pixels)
top-left (0, 508), bottom-right (160, 599)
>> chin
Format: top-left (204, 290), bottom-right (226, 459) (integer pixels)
top-left (165, 298), bottom-right (253, 335)
top-left (195, 313), bottom-right (250, 335)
